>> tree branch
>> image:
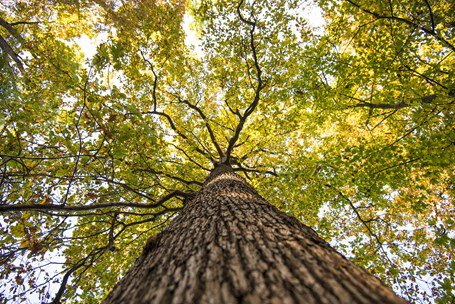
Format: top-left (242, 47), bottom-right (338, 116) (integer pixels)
top-left (0, 35), bottom-right (25, 74)
top-left (345, 0), bottom-right (455, 52)
top-left (233, 166), bottom-right (277, 177)
top-left (0, 190), bottom-right (188, 213)
top-left (352, 101), bottom-right (409, 109)
top-left (139, 50), bottom-right (159, 111)
top-left (10, 21), bottom-right (41, 26)
top-left (178, 97), bottom-right (224, 158)
top-left (135, 168), bottom-right (203, 186)
top-left (423, 0), bottom-right (435, 32)
top-left (326, 184), bottom-right (396, 267)
top-left (0, 16), bottom-right (24, 42)
top-left (224, 0), bottom-right (265, 163)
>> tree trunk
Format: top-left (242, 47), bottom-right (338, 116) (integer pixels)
top-left (103, 164), bottom-right (407, 304)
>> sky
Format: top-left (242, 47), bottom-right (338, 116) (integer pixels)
top-left (75, 4), bottom-right (325, 63)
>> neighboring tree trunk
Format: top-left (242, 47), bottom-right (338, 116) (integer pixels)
top-left (104, 164), bottom-right (407, 304)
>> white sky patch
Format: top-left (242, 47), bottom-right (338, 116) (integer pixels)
top-left (300, 3), bottom-right (325, 35)
top-left (73, 32), bottom-right (109, 68)
top-left (73, 32), bottom-right (126, 92)
top-left (74, 6), bottom-right (323, 61)
top-left (75, 34), bottom-right (97, 60)
top-left (183, 12), bottom-right (204, 58)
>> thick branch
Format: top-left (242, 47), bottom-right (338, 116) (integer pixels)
top-left (0, 35), bottom-right (25, 74)
top-left (352, 101), bottom-right (409, 109)
top-left (423, 0), bottom-right (435, 31)
top-left (10, 21), bottom-right (41, 26)
top-left (52, 258), bottom-right (87, 304)
top-left (0, 16), bottom-right (24, 42)
top-left (0, 190), bottom-right (188, 213)
top-left (346, 94), bottom-right (440, 110)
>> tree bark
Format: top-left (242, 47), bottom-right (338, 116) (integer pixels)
top-left (103, 164), bottom-right (407, 304)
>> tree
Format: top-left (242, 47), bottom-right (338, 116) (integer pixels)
top-left (104, 163), bottom-right (408, 304)
top-left (0, 0), bottom-right (453, 303)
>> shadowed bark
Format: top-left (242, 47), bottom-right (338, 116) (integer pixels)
top-left (103, 164), bottom-right (407, 304)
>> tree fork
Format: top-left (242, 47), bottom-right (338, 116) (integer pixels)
top-left (103, 164), bottom-right (407, 304)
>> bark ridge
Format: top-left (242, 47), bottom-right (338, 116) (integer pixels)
top-left (104, 164), bottom-right (407, 304)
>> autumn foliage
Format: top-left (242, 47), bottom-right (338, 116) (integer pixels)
top-left (0, 0), bottom-right (453, 303)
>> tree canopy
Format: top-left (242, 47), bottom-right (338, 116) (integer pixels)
top-left (0, 0), bottom-right (453, 303)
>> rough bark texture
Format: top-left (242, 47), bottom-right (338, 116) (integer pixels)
top-left (103, 164), bottom-right (407, 304)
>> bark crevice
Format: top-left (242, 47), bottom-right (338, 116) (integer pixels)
top-left (103, 167), bottom-right (408, 304)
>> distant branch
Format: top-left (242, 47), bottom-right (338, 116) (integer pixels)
top-left (107, 212), bottom-right (118, 251)
top-left (326, 184), bottom-right (396, 267)
top-left (136, 168), bottom-right (203, 186)
top-left (372, 157), bottom-right (420, 175)
top-left (62, 70), bottom-right (92, 206)
top-left (139, 50), bottom-right (158, 111)
top-left (137, 51), bottom-right (216, 162)
top-left (224, 99), bottom-right (241, 118)
top-left (93, 0), bottom-right (124, 25)
top-left (345, 0), bottom-right (455, 52)
top-left (170, 143), bottom-right (212, 171)
top-left (224, 1), bottom-right (264, 163)
top-left (178, 97), bottom-right (224, 158)
top-left (95, 176), bottom-right (157, 201)
top-left (403, 65), bottom-right (448, 89)
top-left (233, 166), bottom-right (277, 177)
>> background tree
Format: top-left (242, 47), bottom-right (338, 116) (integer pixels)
top-left (0, 0), bottom-right (453, 303)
